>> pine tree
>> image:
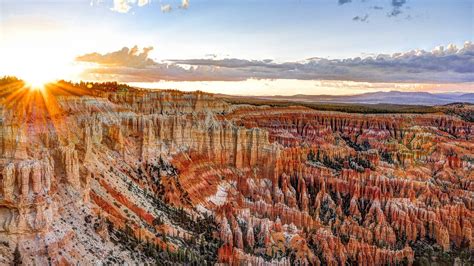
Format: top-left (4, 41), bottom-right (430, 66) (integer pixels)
top-left (13, 245), bottom-right (21, 265)
top-left (308, 149), bottom-right (315, 161)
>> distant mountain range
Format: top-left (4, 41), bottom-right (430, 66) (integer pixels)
top-left (254, 91), bottom-right (474, 106)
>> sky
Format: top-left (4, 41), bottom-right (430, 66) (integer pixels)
top-left (0, 0), bottom-right (473, 95)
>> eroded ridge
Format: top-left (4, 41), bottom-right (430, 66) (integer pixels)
top-left (0, 81), bottom-right (472, 265)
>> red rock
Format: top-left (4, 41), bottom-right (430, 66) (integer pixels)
top-left (0, 83), bottom-right (472, 264)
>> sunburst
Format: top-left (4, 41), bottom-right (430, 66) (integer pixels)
top-left (0, 78), bottom-right (91, 147)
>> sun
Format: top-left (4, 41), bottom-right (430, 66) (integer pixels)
top-left (6, 53), bottom-right (78, 92)
top-left (25, 79), bottom-right (47, 91)
top-left (23, 72), bottom-right (54, 91)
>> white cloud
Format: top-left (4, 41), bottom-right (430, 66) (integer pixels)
top-left (180, 0), bottom-right (189, 9)
top-left (110, 0), bottom-right (151, 13)
top-left (110, 0), bottom-right (134, 13)
top-left (137, 0), bottom-right (150, 7)
top-left (109, 0), bottom-right (188, 13)
top-left (161, 4), bottom-right (172, 13)
top-left (90, 0), bottom-right (104, 7)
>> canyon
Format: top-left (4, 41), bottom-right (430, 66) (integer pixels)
top-left (0, 79), bottom-right (472, 265)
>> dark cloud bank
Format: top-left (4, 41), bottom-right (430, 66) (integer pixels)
top-left (76, 42), bottom-right (474, 83)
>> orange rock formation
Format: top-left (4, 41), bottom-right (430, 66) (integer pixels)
top-left (0, 81), bottom-right (472, 264)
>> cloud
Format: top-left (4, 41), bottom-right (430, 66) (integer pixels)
top-left (336, 0), bottom-right (409, 19)
top-left (90, 0), bottom-right (104, 7)
top-left (107, 0), bottom-right (189, 13)
top-left (353, 14), bottom-right (369, 22)
top-left (180, 0), bottom-right (189, 9)
top-left (338, 0), bottom-right (351, 5)
top-left (77, 42), bottom-right (474, 83)
top-left (76, 46), bottom-right (156, 68)
top-left (392, 0), bottom-right (407, 8)
top-left (388, 0), bottom-right (407, 17)
top-left (160, 0), bottom-right (189, 13)
top-left (138, 0), bottom-right (150, 7)
top-left (111, 0), bottom-right (134, 13)
top-left (388, 8), bottom-right (402, 17)
top-left (109, 0), bottom-right (155, 13)
top-left (161, 4), bottom-right (172, 13)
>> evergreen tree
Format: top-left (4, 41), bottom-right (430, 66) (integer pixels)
top-left (13, 245), bottom-right (21, 265)
top-left (308, 149), bottom-right (315, 161)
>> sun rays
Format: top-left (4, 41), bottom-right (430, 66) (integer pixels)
top-left (0, 78), bottom-right (91, 143)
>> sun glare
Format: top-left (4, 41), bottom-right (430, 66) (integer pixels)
top-left (21, 68), bottom-right (57, 91)
top-left (2, 49), bottom-right (83, 91)
top-left (25, 78), bottom-right (47, 91)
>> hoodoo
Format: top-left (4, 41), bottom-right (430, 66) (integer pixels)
top-left (0, 82), bottom-right (472, 264)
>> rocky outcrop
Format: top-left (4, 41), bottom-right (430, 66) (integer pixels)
top-left (56, 144), bottom-right (81, 190)
top-left (0, 156), bottom-right (55, 234)
top-left (107, 90), bottom-right (230, 114)
top-left (0, 82), bottom-right (472, 265)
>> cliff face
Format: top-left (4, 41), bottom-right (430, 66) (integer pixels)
top-left (0, 83), bottom-right (472, 265)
